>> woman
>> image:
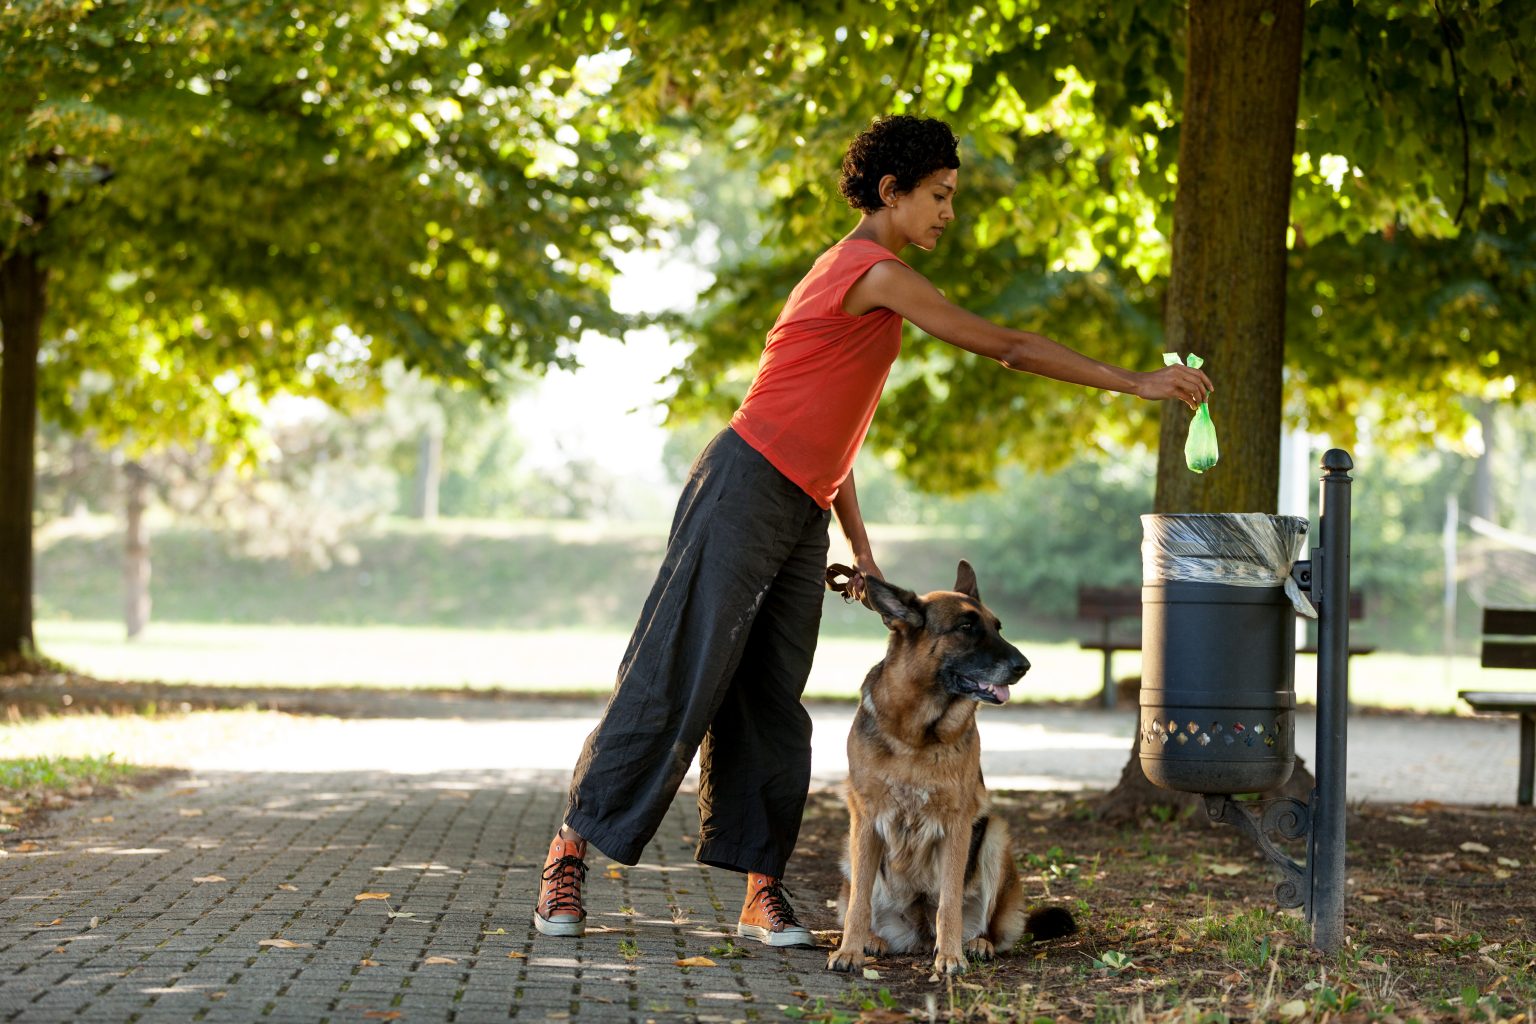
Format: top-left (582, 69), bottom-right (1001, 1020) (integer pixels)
top-left (535, 115), bottom-right (1213, 946)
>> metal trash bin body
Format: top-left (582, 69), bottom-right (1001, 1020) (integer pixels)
top-left (1139, 582), bottom-right (1297, 793)
top-left (1138, 513), bottom-right (1313, 795)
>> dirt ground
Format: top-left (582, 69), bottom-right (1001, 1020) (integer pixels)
top-left (786, 787), bottom-right (1536, 1023)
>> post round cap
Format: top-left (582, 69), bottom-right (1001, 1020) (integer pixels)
top-left (1321, 449), bottom-right (1353, 472)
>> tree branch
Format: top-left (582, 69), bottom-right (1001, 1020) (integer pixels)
top-left (1433, 0), bottom-right (1471, 227)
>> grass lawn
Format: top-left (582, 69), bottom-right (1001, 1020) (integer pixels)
top-left (34, 617), bottom-right (1499, 712)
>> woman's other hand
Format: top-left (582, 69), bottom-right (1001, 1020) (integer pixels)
top-left (1136, 365), bottom-right (1215, 411)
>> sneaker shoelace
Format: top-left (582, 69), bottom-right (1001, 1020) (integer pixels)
top-left (541, 855), bottom-right (588, 917)
top-left (748, 880), bottom-right (803, 930)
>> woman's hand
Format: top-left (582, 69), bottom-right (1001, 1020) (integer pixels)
top-left (846, 552), bottom-right (884, 604)
top-left (1136, 365), bottom-right (1215, 411)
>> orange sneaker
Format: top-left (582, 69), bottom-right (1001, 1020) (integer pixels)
top-left (534, 832), bottom-right (588, 937)
top-left (737, 873), bottom-right (815, 947)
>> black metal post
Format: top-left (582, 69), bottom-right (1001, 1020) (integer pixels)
top-left (1194, 450), bottom-right (1354, 952)
top-left (1309, 449), bottom-right (1353, 951)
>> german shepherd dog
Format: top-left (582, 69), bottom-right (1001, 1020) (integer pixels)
top-left (825, 561), bottom-right (1076, 976)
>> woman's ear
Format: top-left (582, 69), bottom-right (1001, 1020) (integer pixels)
top-left (877, 173), bottom-right (900, 208)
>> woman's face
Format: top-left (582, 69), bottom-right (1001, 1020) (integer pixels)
top-left (885, 168), bottom-right (958, 251)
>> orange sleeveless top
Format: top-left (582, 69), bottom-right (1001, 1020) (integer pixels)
top-left (729, 239), bottom-right (907, 508)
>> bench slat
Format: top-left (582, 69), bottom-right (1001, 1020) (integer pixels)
top-left (1483, 607), bottom-right (1536, 637)
top-left (1077, 586), bottom-right (1142, 621)
top-left (1459, 690), bottom-right (1536, 712)
top-left (1482, 641), bottom-right (1536, 671)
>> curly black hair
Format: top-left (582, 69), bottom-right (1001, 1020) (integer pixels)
top-left (838, 115), bottom-right (960, 213)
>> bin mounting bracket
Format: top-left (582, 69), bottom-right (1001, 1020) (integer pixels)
top-left (1203, 794), bottom-right (1310, 909)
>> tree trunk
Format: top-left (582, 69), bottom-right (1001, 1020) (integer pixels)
top-left (1156, 0), bottom-right (1304, 515)
top-left (1472, 400), bottom-right (1496, 522)
top-left (0, 239), bottom-right (47, 662)
top-left (123, 461), bottom-right (152, 640)
top-left (1098, 0), bottom-right (1306, 822)
top-left (64, 436), bottom-right (91, 517)
top-left (413, 423), bottom-right (442, 521)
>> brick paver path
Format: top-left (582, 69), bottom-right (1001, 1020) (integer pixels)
top-left (2, 694), bottom-right (1526, 1022)
top-left (0, 766), bottom-right (854, 1023)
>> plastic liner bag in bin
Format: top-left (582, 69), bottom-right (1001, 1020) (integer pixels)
top-left (1141, 512), bottom-right (1317, 618)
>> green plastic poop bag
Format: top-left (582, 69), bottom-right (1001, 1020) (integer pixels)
top-left (1164, 352), bottom-right (1220, 473)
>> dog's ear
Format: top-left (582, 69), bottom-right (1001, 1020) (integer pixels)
top-left (865, 577), bottom-right (925, 631)
top-left (954, 559), bottom-right (980, 601)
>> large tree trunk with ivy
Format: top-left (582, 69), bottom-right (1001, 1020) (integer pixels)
top-left (0, 236), bottom-right (46, 664)
top-left (1098, 0), bottom-right (1309, 824)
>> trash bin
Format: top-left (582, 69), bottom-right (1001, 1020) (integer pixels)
top-left (1138, 513), bottom-right (1316, 794)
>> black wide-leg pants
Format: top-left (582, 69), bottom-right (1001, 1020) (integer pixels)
top-left (564, 428), bottom-right (830, 877)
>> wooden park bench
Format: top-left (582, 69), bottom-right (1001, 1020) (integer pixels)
top-left (1458, 607), bottom-right (1536, 807)
top-left (1078, 584), bottom-right (1373, 709)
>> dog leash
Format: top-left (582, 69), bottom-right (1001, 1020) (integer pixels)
top-left (825, 563), bottom-right (860, 603)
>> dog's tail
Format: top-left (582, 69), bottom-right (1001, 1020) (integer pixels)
top-left (1023, 905), bottom-right (1078, 942)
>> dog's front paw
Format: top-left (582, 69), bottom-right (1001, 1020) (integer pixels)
top-left (964, 937), bottom-right (995, 960)
top-left (827, 945), bottom-right (866, 973)
top-left (932, 950), bottom-right (968, 976)
top-left (863, 935), bottom-right (889, 957)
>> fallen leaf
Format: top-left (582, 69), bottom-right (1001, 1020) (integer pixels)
top-left (193, 875), bottom-right (226, 884)
top-left (387, 911), bottom-right (415, 919)
top-left (674, 956), bottom-right (717, 967)
top-left (606, 867), bottom-right (623, 879)
top-left (362, 1013), bottom-right (402, 1021)
top-left (359, 958), bottom-right (381, 967)
top-left (277, 884), bottom-right (299, 892)
top-left (423, 956), bottom-right (457, 965)
top-left (1498, 857), bottom-right (1521, 868)
top-left (1461, 841), bottom-right (1491, 854)
top-left (171, 787), bottom-right (201, 796)
top-left (863, 967), bottom-right (880, 980)
top-left (91, 816), bottom-right (113, 824)
top-left (354, 892), bottom-right (391, 902)
top-left (1207, 863), bottom-right (1247, 876)
top-left (483, 927), bottom-right (507, 936)
top-left (1, 804), bottom-right (25, 814)
top-left (1359, 894), bottom-right (1381, 903)
top-left (53, 946), bottom-right (67, 954)
top-left (13, 842), bottom-right (39, 853)
top-left (88, 917), bottom-right (98, 929)
top-left (507, 951), bottom-right (527, 960)
top-left (178, 809), bottom-right (204, 818)
top-left (34, 918), bottom-right (62, 927)
top-left (258, 939), bottom-right (311, 949)
top-left (1389, 816), bottom-right (1428, 826)
top-left (1277, 999), bottom-right (1308, 1018)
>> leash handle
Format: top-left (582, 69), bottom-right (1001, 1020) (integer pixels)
top-left (825, 563), bottom-right (859, 603)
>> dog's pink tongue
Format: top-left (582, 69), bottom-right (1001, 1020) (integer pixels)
top-left (993, 683), bottom-right (1011, 704)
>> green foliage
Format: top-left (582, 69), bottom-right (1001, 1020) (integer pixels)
top-left (0, 753), bottom-right (138, 800)
top-left (856, 450), bottom-right (1156, 618)
top-left (514, 0), bottom-right (1536, 488)
top-left (4, 0), bottom-right (656, 457)
top-left (1090, 949), bottom-right (1135, 975)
